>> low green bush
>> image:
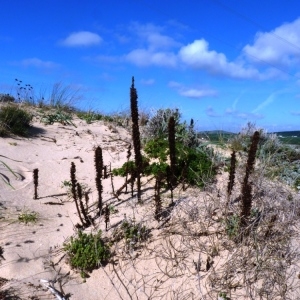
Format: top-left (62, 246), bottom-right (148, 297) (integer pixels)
top-left (0, 105), bottom-right (32, 136)
top-left (0, 93), bottom-right (15, 103)
top-left (41, 109), bottom-right (76, 126)
top-left (63, 230), bottom-right (110, 277)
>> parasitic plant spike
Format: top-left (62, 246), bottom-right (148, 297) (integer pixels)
top-left (154, 175), bottom-right (162, 221)
top-left (130, 76), bottom-right (142, 202)
top-left (240, 131), bottom-right (260, 227)
top-left (77, 183), bottom-right (89, 226)
top-left (95, 146), bottom-right (103, 215)
top-left (168, 116), bottom-right (176, 203)
top-left (105, 204), bottom-right (110, 231)
top-left (125, 144), bottom-right (132, 194)
top-left (227, 150), bottom-right (236, 197)
top-left (33, 168), bottom-right (39, 199)
top-left (70, 162), bottom-right (85, 226)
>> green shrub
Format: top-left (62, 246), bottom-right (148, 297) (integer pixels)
top-left (0, 105), bottom-right (32, 136)
top-left (77, 111), bottom-right (106, 124)
top-left (41, 109), bottom-right (76, 126)
top-left (143, 108), bottom-right (181, 140)
top-left (0, 93), bottom-right (15, 103)
top-left (144, 138), bottom-right (215, 187)
top-left (63, 230), bottom-right (110, 276)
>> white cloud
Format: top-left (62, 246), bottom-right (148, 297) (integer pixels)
top-left (141, 78), bottom-right (155, 85)
top-left (129, 22), bottom-right (180, 50)
top-left (61, 31), bottom-right (102, 47)
top-left (126, 49), bottom-right (177, 67)
top-left (20, 58), bottom-right (59, 68)
top-left (125, 22), bottom-right (181, 67)
top-left (94, 55), bottom-right (119, 63)
top-left (291, 111), bottom-right (300, 116)
top-left (179, 39), bottom-right (262, 79)
top-left (168, 81), bottom-right (217, 99)
top-left (243, 18), bottom-right (300, 67)
top-left (180, 88), bottom-right (217, 98)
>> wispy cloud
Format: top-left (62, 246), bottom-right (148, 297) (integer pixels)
top-left (129, 22), bottom-right (181, 50)
top-left (126, 49), bottom-right (177, 67)
top-left (252, 92), bottom-right (277, 114)
top-left (93, 55), bottom-right (120, 63)
top-left (140, 78), bottom-right (155, 85)
top-left (124, 22), bottom-right (182, 68)
top-left (61, 31), bottom-right (102, 47)
top-left (168, 81), bottom-right (217, 99)
top-left (19, 58), bottom-right (59, 69)
top-left (291, 111), bottom-right (300, 116)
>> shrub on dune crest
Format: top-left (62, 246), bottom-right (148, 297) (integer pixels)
top-left (0, 105), bottom-right (32, 136)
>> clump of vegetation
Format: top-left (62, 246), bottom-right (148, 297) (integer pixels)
top-left (0, 93), bottom-right (15, 103)
top-left (18, 211), bottom-right (38, 224)
top-left (77, 111), bottom-right (114, 124)
top-left (41, 109), bottom-right (76, 126)
top-left (63, 230), bottom-right (110, 278)
top-left (142, 108), bottom-right (181, 141)
top-left (113, 218), bottom-right (149, 251)
top-left (225, 213), bottom-right (240, 239)
top-left (0, 105), bottom-right (32, 136)
top-left (144, 138), bottom-right (215, 188)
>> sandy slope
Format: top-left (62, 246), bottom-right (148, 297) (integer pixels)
top-left (1, 113), bottom-right (300, 300)
top-left (0, 116), bottom-right (138, 299)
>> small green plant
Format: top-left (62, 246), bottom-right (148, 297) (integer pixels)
top-left (61, 180), bottom-right (72, 188)
top-left (41, 109), bottom-right (76, 127)
top-left (63, 230), bottom-right (110, 277)
top-left (108, 205), bottom-right (118, 214)
top-left (77, 111), bottom-right (105, 124)
top-left (225, 214), bottom-right (240, 239)
top-left (218, 291), bottom-right (230, 300)
top-left (18, 211), bottom-right (38, 224)
top-left (0, 105), bottom-right (32, 136)
top-left (120, 218), bottom-right (149, 248)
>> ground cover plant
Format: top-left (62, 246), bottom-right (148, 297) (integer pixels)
top-left (63, 230), bottom-right (110, 278)
top-left (18, 211), bottom-right (38, 224)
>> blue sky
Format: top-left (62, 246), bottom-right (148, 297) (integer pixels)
top-left (1, 0), bottom-right (300, 132)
